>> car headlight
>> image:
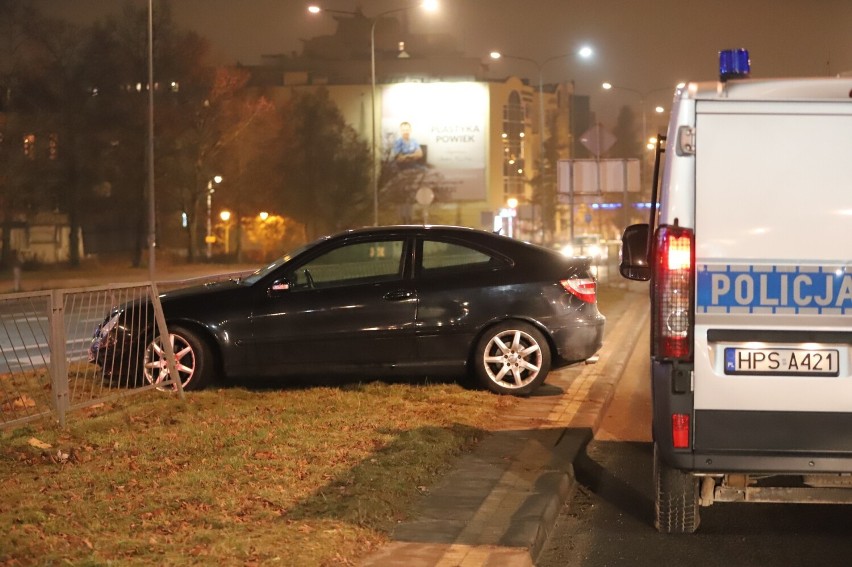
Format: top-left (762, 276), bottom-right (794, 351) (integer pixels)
top-left (588, 244), bottom-right (602, 258)
top-left (560, 244), bottom-right (575, 257)
top-left (95, 313), bottom-right (121, 339)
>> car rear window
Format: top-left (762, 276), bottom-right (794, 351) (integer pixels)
top-left (420, 239), bottom-right (507, 275)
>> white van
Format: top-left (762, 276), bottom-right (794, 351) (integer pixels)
top-left (620, 49), bottom-right (852, 534)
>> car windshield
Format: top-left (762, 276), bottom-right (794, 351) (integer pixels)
top-left (240, 239), bottom-right (324, 285)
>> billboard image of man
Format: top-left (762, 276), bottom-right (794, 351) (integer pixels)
top-left (390, 121), bottom-right (424, 168)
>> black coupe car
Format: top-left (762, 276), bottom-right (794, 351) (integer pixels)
top-left (89, 225), bottom-right (605, 396)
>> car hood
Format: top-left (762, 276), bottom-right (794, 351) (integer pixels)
top-left (158, 279), bottom-right (245, 305)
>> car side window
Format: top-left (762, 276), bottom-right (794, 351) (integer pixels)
top-left (420, 239), bottom-right (506, 276)
top-left (289, 239), bottom-right (405, 289)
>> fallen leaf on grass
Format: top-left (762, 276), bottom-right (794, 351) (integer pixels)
top-left (28, 437), bottom-right (52, 450)
top-left (3, 394), bottom-right (37, 411)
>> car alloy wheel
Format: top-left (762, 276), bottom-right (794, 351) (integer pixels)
top-left (474, 321), bottom-right (551, 395)
top-left (143, 332), bottom-right (196, 391)
top-left (142, 325), bottom-right (213, 391)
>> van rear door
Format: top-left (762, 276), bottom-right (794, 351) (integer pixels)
top-left (692, 99), bottom-right (852, 468)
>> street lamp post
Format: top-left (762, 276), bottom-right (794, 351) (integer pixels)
top-left (205, 175), bottom-right (222, 259)
top-left (146, 0), bottom-right (156, 279)
top-left (309, 2), bottom-right (438, 226)
top-left (490, 47), bottom-right (593, 242)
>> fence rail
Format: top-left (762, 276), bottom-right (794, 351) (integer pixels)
top-left (0, 282), bottom-right (181, 430)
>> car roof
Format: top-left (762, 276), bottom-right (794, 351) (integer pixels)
top-left (336, 224), bottom-right (487, 237)
top-left (329, 224), bottom-right (530, 247)
top-left (325, 224), bottom-right (574, 264)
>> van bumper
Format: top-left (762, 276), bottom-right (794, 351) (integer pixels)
top-left (653, 359), bottom-right (852, 474)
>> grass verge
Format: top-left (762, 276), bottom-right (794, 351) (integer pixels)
top-left (1, 382), bottom-right (517, 566)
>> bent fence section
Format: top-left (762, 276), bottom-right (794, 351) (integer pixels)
top-left (0, 282), bottom-right (181, 431)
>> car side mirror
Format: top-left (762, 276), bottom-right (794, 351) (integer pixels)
top-left (620, 224), bottom-right (651, 281)
top-left (268, 277), bottom-right (292, 296)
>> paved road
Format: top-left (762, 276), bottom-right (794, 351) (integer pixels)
top-left (538, 318), bottom-right (852, 567)
top-left (0, 296), bottom-right (108, 373)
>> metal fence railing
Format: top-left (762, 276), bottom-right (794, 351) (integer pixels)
top-left (0, 282), bottom-right (181, 430)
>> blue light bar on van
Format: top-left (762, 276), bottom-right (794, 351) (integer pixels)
top-left (719, 49), bottom-right (750, 81)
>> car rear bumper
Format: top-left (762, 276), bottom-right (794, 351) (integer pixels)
top-left (551, 314), bottom-right (605, 363)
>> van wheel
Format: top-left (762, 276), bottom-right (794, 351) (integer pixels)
top-left (654, 442), bottom-right (700, 534)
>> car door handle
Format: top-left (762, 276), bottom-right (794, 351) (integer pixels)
top-left (383, 290), bottom-right (415, 301)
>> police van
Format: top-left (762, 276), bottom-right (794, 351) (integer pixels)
top-left (620, 49), bottom-right (852, 533)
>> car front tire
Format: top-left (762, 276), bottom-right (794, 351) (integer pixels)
top-left (473, 321), bottom-right (551, 395)
top-left (143, 325), bottom-right (214, 391)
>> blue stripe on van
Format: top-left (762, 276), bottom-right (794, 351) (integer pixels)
top-left (696, 265), bottom-right (851, 314)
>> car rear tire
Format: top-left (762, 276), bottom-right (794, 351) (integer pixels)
top-left (473, 321), bottom-right (551, 395)
top-left (143, 325), bottom-right (214, 391)
top-left (654, 442), bottom-right (700, 534)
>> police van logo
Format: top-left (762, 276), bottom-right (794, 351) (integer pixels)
top-left (697, 265), bottom-right (851, 314)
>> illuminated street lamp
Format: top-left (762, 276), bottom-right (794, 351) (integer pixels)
top-left (309, 2), bottom-right (439, 226)
top-left (205, 175), bottom-right (222, 259)
top-left (219, 209), bottom-right (232, 255)
top-left (490, 47), bottom-right (594, 241)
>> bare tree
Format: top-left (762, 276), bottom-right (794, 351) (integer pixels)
top-left (276, 88), bottom-right (371, 239)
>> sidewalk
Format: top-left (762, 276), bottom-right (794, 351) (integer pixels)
top-left (361, 282), bottom-right (649, 566)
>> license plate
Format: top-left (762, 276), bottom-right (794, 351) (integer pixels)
top-left (724, 348), bottom-right (840, 377)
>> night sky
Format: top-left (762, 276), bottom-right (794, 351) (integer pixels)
top-left (38, 0), bottom-right (852, 127)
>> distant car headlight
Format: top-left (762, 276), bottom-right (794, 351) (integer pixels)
top-left (560, 244), bottom-right (575, 257)
top-left (588, 244), bottom-right (602, 258)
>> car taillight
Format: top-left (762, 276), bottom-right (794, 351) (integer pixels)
top-left (652, 225), bottom-right (694, 359)
top-left (561, 278), bottom-right (596, 303)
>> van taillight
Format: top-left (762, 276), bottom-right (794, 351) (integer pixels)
top-left (672, 413), bottom-right (690, 448)
top-left (652, 225), bottom-right (694, 359)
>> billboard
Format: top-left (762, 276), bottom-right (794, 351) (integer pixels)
top-left (381, 82), bottom-right (488, 201)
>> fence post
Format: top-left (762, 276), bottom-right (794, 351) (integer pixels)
top-left (150, 283), bottom-right (185, 399)
top-left (48, 289), bottom-right (70, 428)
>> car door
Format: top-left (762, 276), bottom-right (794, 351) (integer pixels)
top-left (414, 237), bottom-right (512, 371)
top-left (248, 236), bottom-right (417, 376)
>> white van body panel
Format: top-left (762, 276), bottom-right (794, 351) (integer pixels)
top-left (690, 94), bottom-right (852, 414)
top-left (694, 102), bottom-right (852, 263)
top-left (658, 95), bottom-right (696, 229)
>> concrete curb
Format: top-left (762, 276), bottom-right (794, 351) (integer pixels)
top-left (531, 289), bottom-right (649, 562)
top-left (360, 285), bottom-right (650, 566)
